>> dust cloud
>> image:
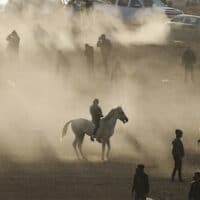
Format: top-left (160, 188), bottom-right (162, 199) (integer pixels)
top-left (0, 0), bottom-right (198, 176)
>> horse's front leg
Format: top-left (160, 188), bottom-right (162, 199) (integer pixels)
top-left (102, 142), bottom-right (106, 161)
top-left (106, 139), bottom-right (111, 160)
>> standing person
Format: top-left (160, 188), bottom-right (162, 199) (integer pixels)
top-left (171, 129), bottom-right (184, 182)
top-left (6, 30), bottom-right (20, 58)
top-left (132, 164), bottom-right (149, 200)
top-left (90, 98), bottom-right (103, 142)
top-left (84, 44), bottom-right (94, 73)
top-left (97, 34), bottom-right (112, 74)
top-left (182, 47), bottom-right (196, 82)
top-left (189, 172), bottom-right (200, 200)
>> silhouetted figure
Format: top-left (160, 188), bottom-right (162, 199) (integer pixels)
top-left (189, 172), bottom-right (200, 200)
top-left (6, 30), bottom-right (20, 57)
top-left (84, 44), bottom-right (94, 73)
top-left (90, 98), bottom-right (103, 142)
top-left (132, 164), bottom-right (149, 200)
top-left (182, 47), bottom-right (196, 82)
top-left (97, 34), bottom-right (112, 74)
top-left (171, 129), bottom-right (184, 182)
top-left (56, 49), bottom-right (69, 74)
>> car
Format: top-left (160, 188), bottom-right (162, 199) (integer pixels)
top-left (168, 14), bottom-right (200, 42)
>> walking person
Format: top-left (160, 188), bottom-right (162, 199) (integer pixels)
top-left (171, 129), bottom-right (184, 182)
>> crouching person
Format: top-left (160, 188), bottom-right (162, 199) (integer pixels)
top-left (132, 164), bottom-right (150, 200)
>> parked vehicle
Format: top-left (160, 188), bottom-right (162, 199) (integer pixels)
top-left (168, 14), bottom-right (200, 42)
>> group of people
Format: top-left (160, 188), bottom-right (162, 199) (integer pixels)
top-left (131, 129), bottom-right (200, 200)
top-left (5, 28), bottom-right (197, 84)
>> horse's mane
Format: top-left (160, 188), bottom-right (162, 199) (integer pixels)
top-left (103, 108), bottom-right (116, 121)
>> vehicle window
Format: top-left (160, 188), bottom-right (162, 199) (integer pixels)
top-left (130, 0), bottom-right (142, 7)
top-left (184, 17), bottom-right (198, 25)
top-left (144, 0), bottom-right (153, 7)
top-left (153, 0), bottom-right (166, 6)
top-left (171, 16), bottom-right (184, 23)
top-left (118, 0), bottom-right (129, 6)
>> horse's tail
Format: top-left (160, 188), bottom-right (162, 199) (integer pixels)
top-left (61, 120), bottom-right (73, 140)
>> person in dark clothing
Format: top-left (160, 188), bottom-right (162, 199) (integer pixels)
top-left (97, 34), bottom-right (112, 74)
top-left (90, 98), bottom-right (103, 141)
top-left (6, 30), bottom-right (20, 57)
top-left (182, 47), bottom-right (196, 82)
top-left (84, 44), bottom-right (94, 73)
top-left (132, 164), bottom-right (149, 200)
top-left (171, 129), bottom-right (184, 182)
top-left (189, 172), bottom-right (200, 200)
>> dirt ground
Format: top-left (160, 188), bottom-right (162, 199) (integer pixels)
top-left (0, 159), bottom-right (192, 200)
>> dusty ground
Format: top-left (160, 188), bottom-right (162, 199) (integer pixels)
top-left (0, 159), bottom-right (192, 200)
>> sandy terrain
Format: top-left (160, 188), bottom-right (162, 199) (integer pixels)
top-left (0, 160), bottom-right (191, 200)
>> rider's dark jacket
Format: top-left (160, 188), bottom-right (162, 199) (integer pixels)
top-left (90, 104), bottom-right (103, 125)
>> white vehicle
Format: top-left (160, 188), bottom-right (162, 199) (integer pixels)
top-left (168, 14), bottom-right (200, 42)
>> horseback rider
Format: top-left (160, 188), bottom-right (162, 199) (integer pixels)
top-left (90, 98), bottom-right (103, 141)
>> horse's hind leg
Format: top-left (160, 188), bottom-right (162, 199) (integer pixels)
top-left (73, 138), bottom-right (81, 160)
top-left (77, 135), bottom-right (87, 160)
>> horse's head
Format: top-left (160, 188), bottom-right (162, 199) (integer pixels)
top-left (115, 107), bottom-right (128, 124)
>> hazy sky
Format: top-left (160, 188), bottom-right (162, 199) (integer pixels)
top-left (0, 0), bottom-right (8, 5)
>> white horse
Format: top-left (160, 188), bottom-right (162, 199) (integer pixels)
top-left (62, 107), bottom-right (128, 160)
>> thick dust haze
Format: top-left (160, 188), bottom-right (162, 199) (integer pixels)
top-left (0, 1), bottom-right (199, 176)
